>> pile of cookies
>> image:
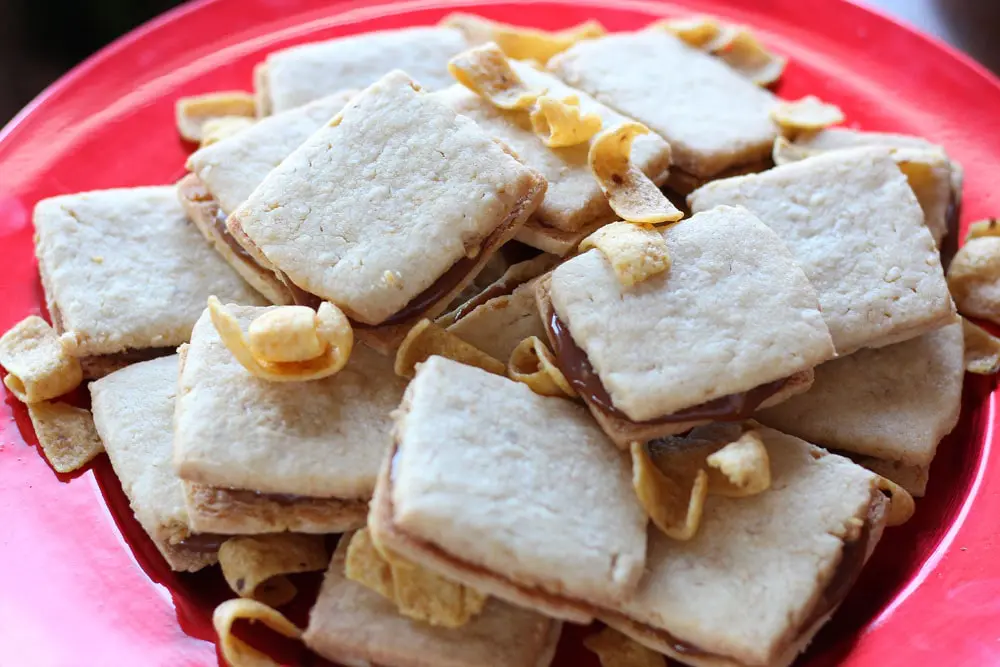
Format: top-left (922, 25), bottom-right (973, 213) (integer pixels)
top-left (4, 12), bottom-right (999, 667)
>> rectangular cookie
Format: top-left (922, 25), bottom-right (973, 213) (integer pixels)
top-left (538, 205), bottom-right (835, 447)
top-left (689, 147), bottom-right (955, 354)
top-left (180, 90), bottom-right (358, 304)
top-left (758, 321), bottom-right (964, 469)
top-left (33, 186), bottom-right (267, 378)
top-left (370, 356), bottom-right (648, 624)
top-left (89, 355), bottom-right (218, 572)
top-left (549, 28), bottom-right (778, 180)
top-left (601, 424), bottom-right (889, 667)
top-left (259, 27), bottom-right (468, 113)
top-left (432, 60), bottom-right (672, 255)
top-left (173, 305), bottom-right (407, 534)
top-left (229, 70), bottom-right (547, 352)
top-left (303, 534), bottom-right (561, 667)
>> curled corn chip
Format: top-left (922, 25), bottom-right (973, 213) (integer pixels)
top-left (218, 534), bottom-right (328, 608)
top-left (529, 95), bottom-right (603, 148)
top-left (176, 91), bottom-right (256, 143)
top-left (584, 626), bottom-right (667, 667)
top-left (201, 115), bottom-right (256, 147)
top-left (655, 16), bottom-right (727, 50)
top-left (631, 441), bottom-right (707, 541)
top-left (966, 218), bottom-right (1000, 241)
top-left (589, 123), bottom-right (684, 224)
top-left (770, 96), bottom-right (845, 133)
top-left (208, 297), bottom-right (353, 382)
top-left (213, 598), bottom-right (302, 667)
top-left (947, 237), bottom-right (1000, 324)
top-left (961, 317), bottom-right (1000, 375)
top-left (344, 530), bottom-right (488, 628)
top-left (712, 28), bottom-right (787, 86)
top-left (345, 528), bottom-right (395, 599)
top-left (394, 318), bottom-right (505, 379)
top-left (0, 315), bottom-right (82, 404)
top-left (442, 13), bottom-right (605, 62)
top-left (580, 221), bottom-right (671, 287)
top-left (704, 430), bottom-right (771, 497)
top-left (27, 401), bottom-right (104, 474)
top-left (508, 336), bottom-right (577, 398)
top-left (448, 43), bottom-right (544, 110)
top-left (876, 475), bottom-right (915, 526)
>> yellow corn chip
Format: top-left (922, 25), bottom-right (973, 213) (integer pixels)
top-left (213, 598), bottom-right (302, 667)
top-left (947, 237), bottom-right (1000, 322)
top-left (631, 441), bottom-right (707, 541)
top-left (580, 221), bottom-right (672, 287)
top-left (218, 534), bottom-right (328, 608)
top-left (390, 559), bottom-right (489, 628)
top-left (713, 29), bottom-right (786, 86)
top-left (966, 218), bottom-right (1000, 242)
top-left (770, 96), bottom-right (845, 133)
top-left (589, 123), bottom-right (684, 224)
top-left (654, 16), bottom-right (725, 49)
top-left (961, 317), bottom-right (1000, 375)
top-left (27, 401), bottom-right (104, 474)
top-left (529, 94), bottom-right (603, 148)
top-left (584, 626), bottom-right (667, 667)
top-left (876, 475), bottom-right (915, 526)
top-left (394, 318), bottom-right (505, 379)
top-left (201, 115), bottom-right (256, 147)
top-left (704, 430), bottom-right (771, 497)
top-left (0, 315), bottom-right (82, 404)
top-left (442, 13), bottom-right (606, 62)
top-left (208, 297), bottom-right (353, 382)
top-left (508, 335), bottom-right (577, 398)
top-left (176, 91), bottom-right (256, 143)
top-left (344, 529), bottom-right (395, 600)
top-left (448, 43), bottom-right (544, 110)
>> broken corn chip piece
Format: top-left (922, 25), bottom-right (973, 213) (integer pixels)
top-left (395, 318), bottom-right (505, 379)
top-left (580, 221), bottom-right (671, 287)
top-left (508, 335), bottom-right (577, 397)
top-left (530, 94), bottom-right (603, 148)
top-left (218, 534), bottom-right (328, 608)
top-left (0, 315), bottom-right (82, 404)
top-left (213, 598), bottom-right (301, 667)
top-left (448, 43), bottom-right (544, 110)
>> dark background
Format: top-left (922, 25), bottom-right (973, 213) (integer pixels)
top-left (0, 0), bottom-right (998, 126)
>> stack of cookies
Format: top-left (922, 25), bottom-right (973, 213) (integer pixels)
top-left (4, 12), bottom-right (996, 667)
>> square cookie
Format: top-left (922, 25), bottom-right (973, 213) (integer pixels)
top-left (230, 70), bottom-right (547, 349)
top-left (432, 59), bottom-right (671, 255)
top-left (370, 356), bottom-right (647, 624)
top-left (173, 305), bottom-right (407, 534)
top-left (758, 320), bottom-right (963, 468)
top-left (549, 29), bottom-right (778, 180)
top-left (303, 534), bottom-right (562, 667)
top-left (602, 424), bottom-right (887, 667)
top-left (540, 205), bottom-right (834, 446)
top-left (33, 186), bottom-right (267, 378)
top-left (89, 355), bottom-right (217, 572)
top-left (690, 147), bottom-right (955, 354)
top-left (259, 27), bottom-right (468, 113)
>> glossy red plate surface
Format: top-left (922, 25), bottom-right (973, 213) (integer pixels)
top-left (2, 0), bottom-right (1000, 665)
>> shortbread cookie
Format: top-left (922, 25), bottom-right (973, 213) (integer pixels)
top-left (690, 147), bottom-right (955, 353)
top-left (173, 305), bottom-right (406, 534)
top-left (759, 321), bottom-right (964, 468)
top-left (33, 186), bottom-right (267, 377)
top-left (602, 424), bottom-right (888, 667)
top-left (432, 60), bottom-right (671, 254)
top-left (370, 356), bottom-right (647, 624)
top-left (540, 205), bottom-right (834, 446)
top-left (303, 535), bottom-right (562, 667)
top-left (259, 27), bottom-right (468, 113)
top-left (549, 29), bottom-right (778, 179)
top-left (230, 70), bottom-right (547, 350)
top-left (89, 355), bottom-right (217, 572)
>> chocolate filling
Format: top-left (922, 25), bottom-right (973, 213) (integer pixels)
top-left (939, 191), bottom-right (961, 272)
top-left (545, 310), bottom-right (789, 425)
top-left (178, 177), bottom-right (257, 266)
top-left (176, 533), bottom-right (229, 553)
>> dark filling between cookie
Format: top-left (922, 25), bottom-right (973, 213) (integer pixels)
top-left (544, 310), bottom-right (789, 425)
top-left (176, 533), bottom-right (229, 553)
top-left (178, 176), bottom-right (257, 266)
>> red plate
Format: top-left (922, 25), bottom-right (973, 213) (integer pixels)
top-left (2, 0), bottom-right (999, 665)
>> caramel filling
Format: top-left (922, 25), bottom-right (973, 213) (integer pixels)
top-left (545, 310), bottom-right (788, 425)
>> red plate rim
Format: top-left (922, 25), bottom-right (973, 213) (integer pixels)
top-left (2, 1), bottom-right (1000, 666)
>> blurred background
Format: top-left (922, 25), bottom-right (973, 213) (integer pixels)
top-left (0, 0), bottom-right (998, 126)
